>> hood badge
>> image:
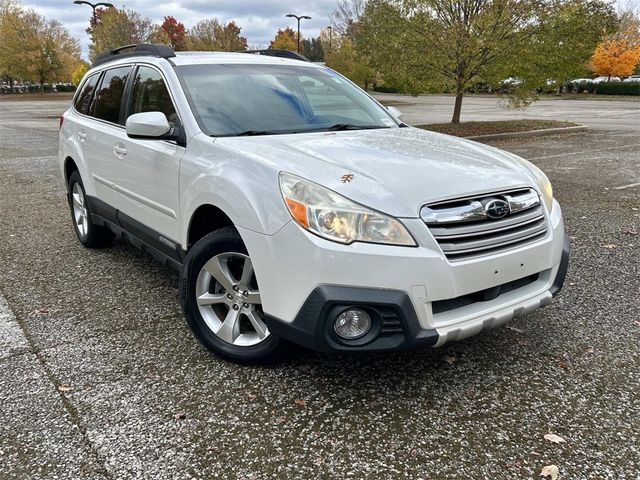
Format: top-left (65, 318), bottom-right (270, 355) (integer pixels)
top-left (484, 198), bottom-right (510, 219)
top-left (341, 173), bottom-right (354, 183)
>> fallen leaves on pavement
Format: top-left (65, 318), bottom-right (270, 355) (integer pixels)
top-left (540, 465), bottom-right (559, 479)
top-left (57, 384), bottom-right (73, 392)
top-left (294, 399), bottom-right (307, 406)
top-left (506, 325), bottom-right (524, 333)
top-left (444, 356), bottom-right (457, 365)
top-left (544, 433), bottom-right (566, 444)
top-left (174, 412), bottom-right (186, 420)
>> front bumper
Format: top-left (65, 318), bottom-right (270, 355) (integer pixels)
top-left (240, 200), bottom-right (569, 352)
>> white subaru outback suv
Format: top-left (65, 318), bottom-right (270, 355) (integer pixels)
top-left (59, 44), bottom-right (570, 364)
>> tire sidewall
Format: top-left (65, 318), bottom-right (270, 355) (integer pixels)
top-left (68, 171), bottom-right (94, 246)
top-left (180, 228), bottom-right (283, 364)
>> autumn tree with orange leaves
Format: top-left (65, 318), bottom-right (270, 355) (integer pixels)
top-left (590, 11), bottom-right (640, 79)
top-left (270, 27), bottom-right (297, 51)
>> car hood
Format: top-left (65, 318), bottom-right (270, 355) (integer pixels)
top-left (216, 127), bottom-right (540, 218)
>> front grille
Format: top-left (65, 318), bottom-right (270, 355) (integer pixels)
top-left (432, 273), bottom-right (539, 314)
top-left (421, 188), bottom-right (548, 261)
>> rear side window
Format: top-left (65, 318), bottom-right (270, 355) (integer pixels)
top-left (93, 66), bottom-right (131, 124)
top-left (128, 66), bottom-right (178, 126)
top-left (74, 73), bottom-right (100, 115)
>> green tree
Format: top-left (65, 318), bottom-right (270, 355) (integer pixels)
top-left (361, 0), bottom-right (617, 123)
top-left (270, 27), bottom-right (298, 51)
top-left (325, 38), bottom-right (375, 89)
top-left (512, 0), bottom-right (618, 92)
top-left (71, 61), bottom-right (90, 86)
top-left (88, 7), bottom-right (154, 60)
top-left (0, 1), bottom-right (80, 91)
top-left (302, 37), bottom-right (325, 61)
top-left (189, 19), bottom-right (247, 51)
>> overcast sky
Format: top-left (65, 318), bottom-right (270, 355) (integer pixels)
top-left (24, 0), bottom-right (340, 59)
top-left (22, 0), bottom-right (640, 60)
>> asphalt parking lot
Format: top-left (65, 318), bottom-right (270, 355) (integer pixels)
top-left (0, 97), bottom-right (638, 479)
top-left (373, 93), bottom-right (640, 132)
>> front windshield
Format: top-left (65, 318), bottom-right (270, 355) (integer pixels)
top-left (176, 63), bottom-right (398, 137)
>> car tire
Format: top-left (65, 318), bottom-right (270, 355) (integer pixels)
top-left (67, 170), bottom-right (114, 248)
top-left (180, 226), bottom-right (287, 365)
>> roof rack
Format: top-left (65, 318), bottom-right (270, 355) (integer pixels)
top-left (241, 49), bottom-right (310, 62)
top-left (92, 44), bottom-right (176, 68)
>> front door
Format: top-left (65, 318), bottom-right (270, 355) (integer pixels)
top-left (113, 65), bottom-right (184, 248)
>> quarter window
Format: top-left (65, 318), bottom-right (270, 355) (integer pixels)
top-left (74, 73), bottom-right (100, 115)
top-left (93, 66), bottom-right (132, 124)
top-left (128, 66), bottom-right (178, 126)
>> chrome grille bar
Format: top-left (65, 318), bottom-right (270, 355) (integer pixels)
top-left (422, 188), bottom-right (548, 261)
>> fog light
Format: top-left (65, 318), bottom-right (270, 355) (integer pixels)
top-left (334, 309), bottom-right (372, 340)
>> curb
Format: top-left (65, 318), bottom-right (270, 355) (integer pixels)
top-left (465, 125), bottom-right (588, 141)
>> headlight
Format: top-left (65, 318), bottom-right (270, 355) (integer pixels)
top-left (539, 175), bottom-right (554, 212)
top-left (528, 164), bottom-right (554, 212)
top-left (279, 172), bottom-right (416, 246)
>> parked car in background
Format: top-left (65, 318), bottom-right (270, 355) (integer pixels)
top-left (623, 75), bottom-right (640, 83)
top-left (568, 78), bottom-right (593, 84)
top-left (592, 76), bottom-right (621, 83)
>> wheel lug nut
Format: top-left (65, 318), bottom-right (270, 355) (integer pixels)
top-left (233, 285), bottom-right (239, 292)
top-left (232, 304), bottom-right (239, 310)
top-left (243, 291), bottom-right (249, 297)
top-left (227, 294), bottom-right (233, 300)
top-left (243, 303), bottom-right (249, 308)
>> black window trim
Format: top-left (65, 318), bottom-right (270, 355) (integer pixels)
top-left (72, 71), bottom-right (102, 118)
top-left (72, 63), bottom-right (135, 130)
top-left (123, 62), bottom-right (183, 131)
top-left (72, 61), bottom-right (185, 147)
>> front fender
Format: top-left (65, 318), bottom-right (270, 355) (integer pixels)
top-left (179, 150), bottom-right (291, 248)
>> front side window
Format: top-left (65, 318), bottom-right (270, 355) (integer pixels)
top-left (93, 66), bottom-right (131, 124)
top-left (176, 64), bottom-right (398, 136)
top-left (74, 73), bottom-right (100, 115)
top-left (128, 66), bottom-right (179, 126)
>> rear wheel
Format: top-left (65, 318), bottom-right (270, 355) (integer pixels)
top-left (180, 227), bottom-right (286, 364)
top-left (67, 170), bottom-right (113, 248)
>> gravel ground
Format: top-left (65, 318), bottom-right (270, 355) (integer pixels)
top-left (0, 98), bottom-right (638, 479)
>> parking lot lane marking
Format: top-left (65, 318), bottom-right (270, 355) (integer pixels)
top-left (527, 144), bottom-right (639, 161)
top-left (613, 182), bottom-right (640, 190)
top-left (0, 291), bottom-right (30, 359)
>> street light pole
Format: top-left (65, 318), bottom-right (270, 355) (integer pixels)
top-left (285, 14), bottom-right (311, 54)
top-left (327, 26), bottom-right (332, 50)
top-left (73, 1), bottom-right (114, 26)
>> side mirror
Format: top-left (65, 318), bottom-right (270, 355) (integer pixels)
top-left (126, 112), bottom-right (185, 147)
top-left (387, 106), bottom-right (403, 119)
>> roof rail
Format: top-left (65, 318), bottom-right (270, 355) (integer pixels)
top-left (92, 44), bottom-right (176, 68)
top-left (241, 49), bottom-right (310, 62)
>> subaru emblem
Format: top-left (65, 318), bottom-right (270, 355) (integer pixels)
top-left (485, 199), bottom-right (510, 219)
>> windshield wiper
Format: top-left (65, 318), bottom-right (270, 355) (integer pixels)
top-left (229, 130), bottom-right (283, 137)
top-left (292, 124), bottom-right (389, 134)
top-left (326, 123), bottom-right (388, 131)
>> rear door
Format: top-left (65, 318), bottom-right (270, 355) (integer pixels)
top-left (114, 64), bottom-right (184, 247)
top-left (78, 65), bottom-right (133, 215)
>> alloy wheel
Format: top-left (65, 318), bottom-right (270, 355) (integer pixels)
top-left (195, 252), bottom-right (269, 346)
top-left (71, 182), bottom-right (89, 239)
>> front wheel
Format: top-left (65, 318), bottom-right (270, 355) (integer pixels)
top-left (180, 227), bottom-right (286, 364)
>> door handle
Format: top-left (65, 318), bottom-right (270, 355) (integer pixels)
top-left (78, 131), bottom-right (87, 142)
top-left (113, 144), bottom-right (127, 157)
